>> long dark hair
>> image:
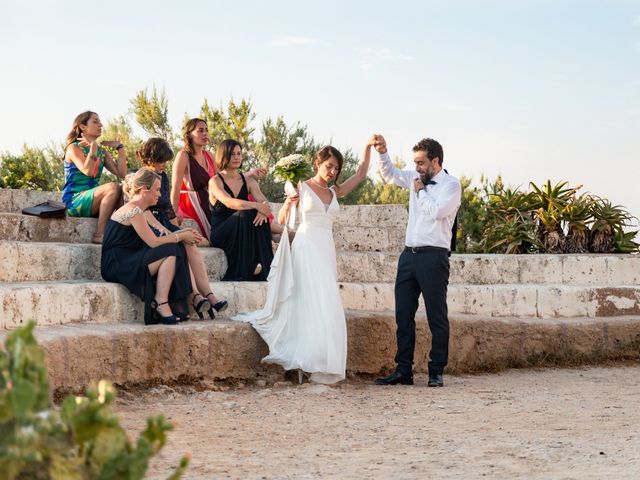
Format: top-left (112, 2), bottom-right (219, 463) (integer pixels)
top-left (182, 118), bottom-right (207, 156)
top-left (65, 111), bottom-right (96, 148)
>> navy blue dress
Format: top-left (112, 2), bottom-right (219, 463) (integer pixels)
top-left (150, 171), bottom-right (180, 233)
top-left (101, 218), bottom-right (192, 324)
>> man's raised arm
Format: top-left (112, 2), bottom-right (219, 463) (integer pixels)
top-left (373, 134), bottom-right (413, 189)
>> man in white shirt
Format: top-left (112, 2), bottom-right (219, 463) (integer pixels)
top-left (373, 135), bottom-right (461, 387)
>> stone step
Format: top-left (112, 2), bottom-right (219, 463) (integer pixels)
top-left (0, 189), bottom-right (409, 227)
top-left (2, 240), bottom-right (639, 286)
top-left (0, 213), bottom-right (406, 252)
top-left (2, 312), bottom-right (638, 393)
top-left (0, 241), bottom-right (227, 282)
top-left (2, 280), bottom-right (639, 329)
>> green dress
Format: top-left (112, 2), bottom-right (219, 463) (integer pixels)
top-left (61, 141), bottom-right (106, 217)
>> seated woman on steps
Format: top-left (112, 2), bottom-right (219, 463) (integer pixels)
top-left (101, 169), bottom-right (199, 325)
top-left (138, 137), bottom-right (228, 319)
top-left (208, 139), bottom-right (274, 281)
top-left (62, 111), bottom-right (127, 244)
top-left (170, 117), bottom-right (280, 241)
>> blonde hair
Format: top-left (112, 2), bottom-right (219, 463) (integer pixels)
top-left (122, 169), bottom-right (160, 197)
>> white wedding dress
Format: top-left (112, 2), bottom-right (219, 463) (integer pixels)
top-left (232, 182), bottom-right (346, 384)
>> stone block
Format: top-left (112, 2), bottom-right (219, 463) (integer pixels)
top-left (451, 255), bottom-right (519, 285)
top-left (536, 286), bottom-right (596, 318)
top-left (606, 255), bottom-right (640, 285)
top-left (592, 287), bottom-right (640, 316)
top-left (491, 285), bottom-right (538, 317)
top-left (562, 255), bottom-right (609, 285)
top-left (448, 285), bottom-right (493, 315)
top-left (518, 255), bottom-right (563, 284)
top-left (0, 281), bottom-right (138, 329)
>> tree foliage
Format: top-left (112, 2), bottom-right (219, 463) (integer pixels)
top-left (0, 144), bottom-right (65, 191)
top-left (130, 86), bottom-right (174, 143)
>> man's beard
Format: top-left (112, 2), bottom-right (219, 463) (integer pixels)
top-left (420, 166), bottom-right (435, 184)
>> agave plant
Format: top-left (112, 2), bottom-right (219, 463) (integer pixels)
top-left (535, 207), bottom-right (565, 253)
top-left (529, 180), bottom-right (579, 253)
top-left (614, 230), bottom-right (640, 253)
top-left (563, 193), bottom-right (594, 253)
top-left (589, 197), bottom-right (634, 253)
top-left (481, 185), bottom-right (539, 254)
top-left (483, 213), bottom-right (541, 254)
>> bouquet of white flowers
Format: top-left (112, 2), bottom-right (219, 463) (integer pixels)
top-left (273, 154), bottom-right (312, 227)
top-left (273, 154), bottom-right (313, 186)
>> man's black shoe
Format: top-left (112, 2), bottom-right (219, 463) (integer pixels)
top-left (374, 371), bottom-right (413, 385)
top-left (427, 373), bottom-right (444, 387)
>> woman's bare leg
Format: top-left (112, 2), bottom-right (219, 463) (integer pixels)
top-left (185, 244), bottom-right (218, 303)
top-left (148, 256), bottom-right (176, 316)
top-left (90, 182), bottom-right (123, 243)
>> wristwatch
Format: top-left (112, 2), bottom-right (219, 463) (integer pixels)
top-left (116, 144), bottom-right (124, 150)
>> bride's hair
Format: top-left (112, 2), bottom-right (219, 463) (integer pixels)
top-left (314, 146), bottom-right (344, 182)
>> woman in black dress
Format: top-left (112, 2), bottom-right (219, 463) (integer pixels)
top-left (101, 169), bottom-right (200, 325)
top-left (139, 138), bottom-right (228, 318)
top-left (208, 139), bottom-right (274, 281)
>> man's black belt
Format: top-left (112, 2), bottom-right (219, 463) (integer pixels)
top-left (404, 246), bottom-right (449, 254)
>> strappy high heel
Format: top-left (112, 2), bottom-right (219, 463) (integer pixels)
top-left (205, 292), bottom-right (228, 319)
top-left (191, 293), bottom-right (211, 320)
top-left (150, 300), bottom-right (179, 325)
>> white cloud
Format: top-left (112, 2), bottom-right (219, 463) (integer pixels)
top-left (355, 47), bottom-right (415, 71)
top-left (265, 36), bottom-right (329, 48)
top-left (633, 15), bottom-right (640, 25)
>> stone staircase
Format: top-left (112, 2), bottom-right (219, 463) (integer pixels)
top-left (1, 188), bottom-right (639, 393)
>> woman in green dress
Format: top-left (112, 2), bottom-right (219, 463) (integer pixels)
top-left (62, 111), bottom-right (127, 243)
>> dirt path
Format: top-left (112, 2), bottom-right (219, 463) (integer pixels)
top-left (115, 365), bottom-right (640, 479)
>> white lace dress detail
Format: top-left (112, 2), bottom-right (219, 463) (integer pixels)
top-left (113, 206), bottom-right (144, 224)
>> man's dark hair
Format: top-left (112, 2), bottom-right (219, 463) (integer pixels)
top-left (412, 138), bottom-right (443, 166)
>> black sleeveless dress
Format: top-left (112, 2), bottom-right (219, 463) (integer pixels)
top-left (101, 218), bottom-right (192, 324)
top-left (210, 173), bottom-right (273, 281)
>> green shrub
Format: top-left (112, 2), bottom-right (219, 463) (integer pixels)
top-left (0, 322), bottom-right (189, 480)
top-left (0, 145), bottom-right (65, 191)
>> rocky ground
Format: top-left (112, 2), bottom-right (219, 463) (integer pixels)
top-left (115, 364), bottom-right (640, 479)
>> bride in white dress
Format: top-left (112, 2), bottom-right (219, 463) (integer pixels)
top-left (233, 140), bottom-right (374, 384)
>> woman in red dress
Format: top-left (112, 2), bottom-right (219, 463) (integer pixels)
top-left (170, 118), bottom-right (216, 240)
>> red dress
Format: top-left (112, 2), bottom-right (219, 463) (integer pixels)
top-left (177, 151), bottom-right (216, 240)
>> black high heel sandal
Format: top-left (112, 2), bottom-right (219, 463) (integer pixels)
top-left (191, 294), bottom-right (211, 320)
top-left (150, 300), bottom-right (179, 325)
top-left (204, 293), bottom-right (228, 319)
top-left (172, 302), bottom-right (189, 322)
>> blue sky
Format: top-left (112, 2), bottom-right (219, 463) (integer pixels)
top-left (1, 0), bottom-right (639, 219)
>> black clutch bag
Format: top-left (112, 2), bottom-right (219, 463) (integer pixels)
top-left (22, 200), bottom-right (67, 219)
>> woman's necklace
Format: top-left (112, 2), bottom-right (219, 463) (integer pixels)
top-left (310, 177), bottom-right (329, 190)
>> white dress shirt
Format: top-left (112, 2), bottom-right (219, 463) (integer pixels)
top-left (377, 152), bottom-right (461, 250)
